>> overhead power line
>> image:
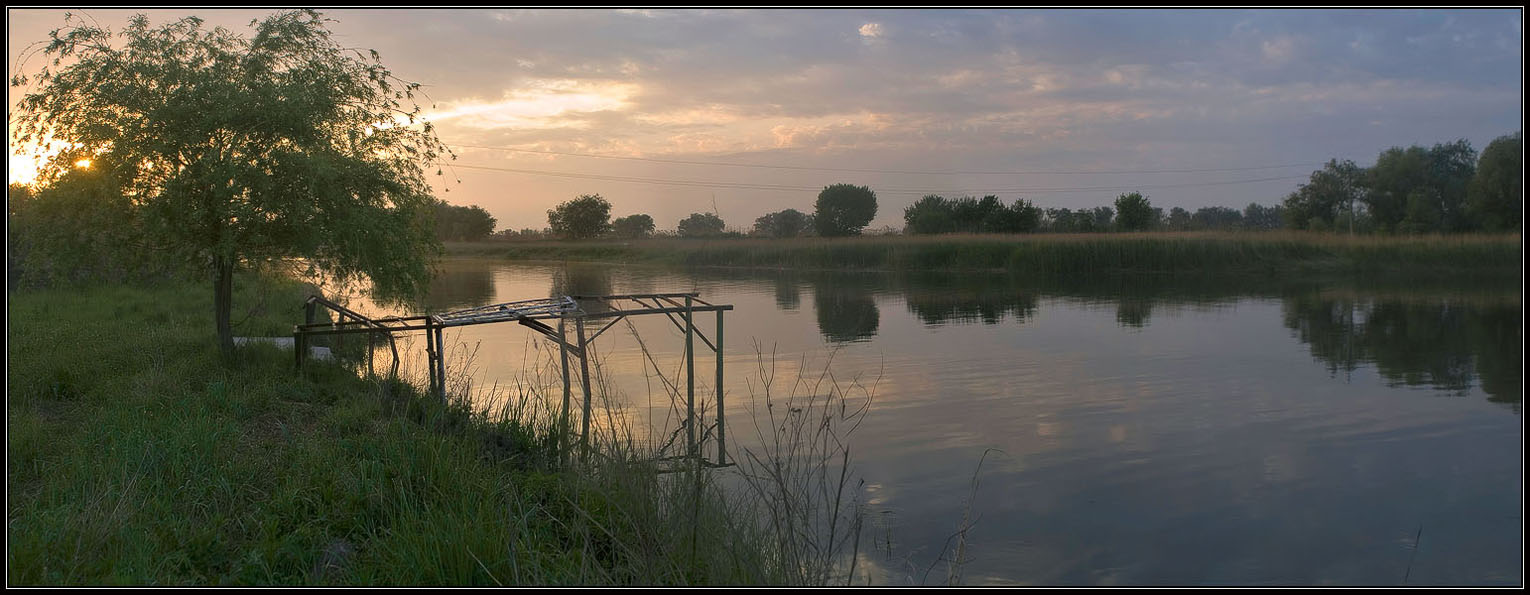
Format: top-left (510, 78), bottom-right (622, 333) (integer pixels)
top-left (449, 143), bottom-right (1322, 176)
top-left (449, 162), bottom-right (1307, 196)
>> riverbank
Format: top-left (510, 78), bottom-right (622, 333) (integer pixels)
top-left (445, 231), bottom-right (1523, 276)
top-left (6, 273), bottom-right (856, 585)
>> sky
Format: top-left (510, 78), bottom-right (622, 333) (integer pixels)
top-left (6, 8), bottom-right (1523, 232)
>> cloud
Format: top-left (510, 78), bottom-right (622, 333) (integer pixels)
top-left (6, 8), bottom-right (1522, 229)
top-left (426, 79), bottom-right (638, 130)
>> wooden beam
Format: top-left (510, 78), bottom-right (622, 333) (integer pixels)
top-left (685, 296), bottom-right (696, 459)
top-left (716, 308), bottom-right (726, 466)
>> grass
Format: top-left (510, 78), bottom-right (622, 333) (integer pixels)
top-left (445, 231), bottom-right (1523, 277)
top-left (6, 271), bottom-right (874, 585)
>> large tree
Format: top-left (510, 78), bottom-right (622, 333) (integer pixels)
top-left (677, 212), bottom-right (726, 237)
top-left (547, 194), bottom-right (612, 239)
top-left (433, 200), bottom-right (497, 241)
top-left (10, 11), bottom-right (450, 356)
top-left (813, 183), bottom-right (877, 237)
top-left (1466, 132), bottom-right (1521, 232)
top-left (903, 195), bottom-right (956, 235)
top-left (611, 213), bottom-right (656, 239)
top-left (1285, 159), bottom-right (1364, 232)
top-left (1113, 192), bottom-right (1154, 232)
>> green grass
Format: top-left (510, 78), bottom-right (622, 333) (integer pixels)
top-left (446, 231), bottom-right (1523, 276)
top-left (7, 273), bottom-right (868, 585)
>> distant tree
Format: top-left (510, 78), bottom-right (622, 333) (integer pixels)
top-left (1086, 206), bottom-right (1114, 232)
top-left (491, 227), bottom-right (554, 240)
top-left (1242, 203), bottom-right (1283, 231)
top-left (677, 212), bottom-right (726, 237)
top-left (904, 195), bottom-right (956, 234)
top-left (753, 208), bottom-right (812, 238)
top-left (547, 194), bottom-right (612, 240)
top-left (1044, 207), bottom-right (1079, 233)
top-left (1286, 159), bottom-right (1365, 232)
top-left (1364, 149), bottom-right (1427, 231)
top-left (9, 10), bottom-right (449, 356)
top-left (813, 183), bottom-right (878, 237)
top-left (1355, 140), bottom-right (1481, 234)
top-left (1113, 192), bottom-right (1154, 231)
top-left (1166, 206), bottom-right (1192, 231)
top-left (957, 196), bottom-right (1003, 232)
top-left (1005, 198), bottom-right (1044, 233)
top-left (1466, 132), bottom-right (1522, 231)
top-left (1400, 139), bottom-right (1476, 233)
top-left (611, 213), bottom-right (656, 239)
top-left (1190, 206), bottom-right (1243, 230)
top-left (905, 195), bottom-right (1041, 234)
top-left (433, 200), bottom-right (496, 241)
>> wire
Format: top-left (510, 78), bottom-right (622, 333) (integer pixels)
top-left (450, 162), bottom-right (1306, 196)
top-left (449, 143), bottom-right (1322, 176)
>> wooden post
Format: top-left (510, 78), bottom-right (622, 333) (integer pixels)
top-left (434, 323), bottom-right (447, 402)
top-left (387, 334), bottom-right (400, 379)
top-left (425, 317), bottom-right (438, 399)
top-left (559, 317), bottom-right (573, 461)
top-left (297, 299), bottom-right (316, 370)
top-left (685, 296), bottom-right (696, 460)
top-left (293, 328), bottom-right (304, 370)
top-left (576, 316), bottom-right (594, 461)
top-left (367, 330), bottom-right (375, 377)
top-left (715, 309), bottom-right (725, 466)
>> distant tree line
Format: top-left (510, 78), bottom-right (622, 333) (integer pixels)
top-left (525, 131), bottom-right (1519, 241)
top-left (1282, 132), bottom-right (1521, 234)
top-left (902, 191), bottom-right (1281, 234)
top-left (539, 184), bottom-right (881, 240)
top-left (903, 195), bottom-right (1044, 234)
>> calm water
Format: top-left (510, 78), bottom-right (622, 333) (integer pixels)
top-left (338, 259), bottom-right (1522, 586)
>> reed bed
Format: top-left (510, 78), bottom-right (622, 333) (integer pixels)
top-left (447, 231), bottom-right (1522, 276)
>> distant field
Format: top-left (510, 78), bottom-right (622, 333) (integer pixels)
top-left (445, 231), bottom-right (1524, 276)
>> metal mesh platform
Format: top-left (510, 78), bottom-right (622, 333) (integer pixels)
top-left (433, 296), bottom-right (581, 327)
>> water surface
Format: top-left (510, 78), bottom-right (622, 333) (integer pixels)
top-left (337, 259), bottom-right (1521, 586)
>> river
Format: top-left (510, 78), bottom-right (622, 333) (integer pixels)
top-left (331, 258), bottom-right (1521, 586)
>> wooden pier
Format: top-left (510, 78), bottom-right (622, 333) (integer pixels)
top-left (294, 293), bottom-right (733, 467)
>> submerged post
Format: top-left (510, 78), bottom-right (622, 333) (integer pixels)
top-left (715, 308), bottom-right (725, 466)
top-left (576, 316), bottom-right (594, 462)
top-left (685, 295), bottom-right (696, 460)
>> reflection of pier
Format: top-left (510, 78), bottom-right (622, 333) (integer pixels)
top-left (293, 293), bottom-right (734, 467)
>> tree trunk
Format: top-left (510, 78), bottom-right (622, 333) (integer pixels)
top-left (215, 256), bottom-right (235, 359)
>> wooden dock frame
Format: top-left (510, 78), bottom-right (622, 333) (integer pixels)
top-left (294, 292), bottom-right (734, 468)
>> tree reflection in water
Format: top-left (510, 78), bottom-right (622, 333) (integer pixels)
top-left (1281, 294), bottom-right (1521, 409)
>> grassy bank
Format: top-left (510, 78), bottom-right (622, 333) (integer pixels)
top-left (7, 274), bottom-right (865, 585)
top-left (446, 231), bottom-right (1522, 276)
